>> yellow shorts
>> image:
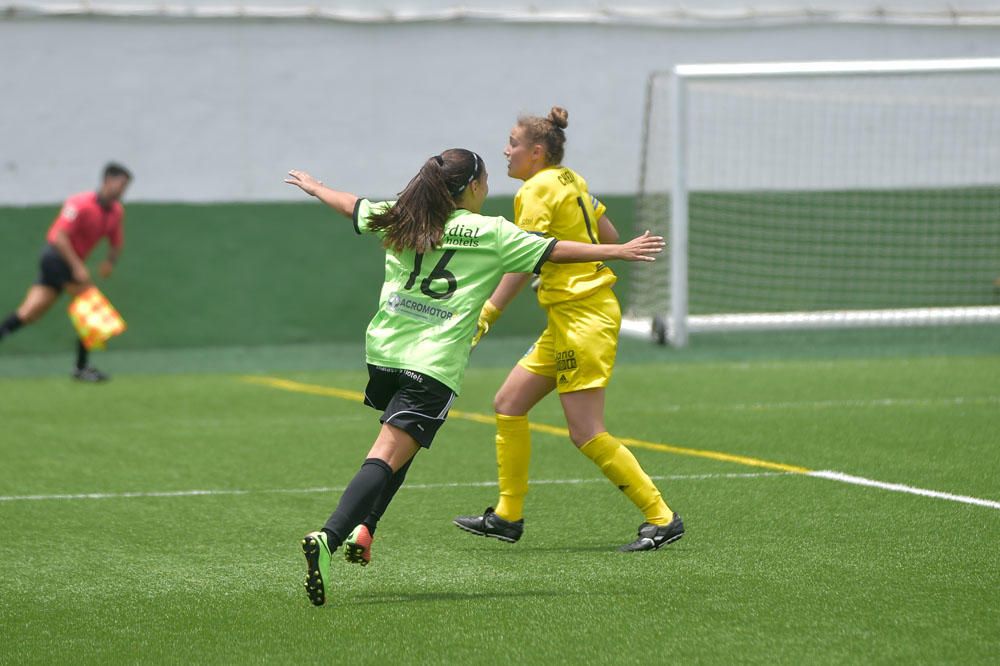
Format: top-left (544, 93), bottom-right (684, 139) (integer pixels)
top-left (518, 288), bottom-right (621, 393)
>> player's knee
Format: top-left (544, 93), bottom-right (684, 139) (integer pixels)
top-left (493, 391), bottom-right (514, 415)
top-left (567, 424), bottom-right (603, 448)
top-left (493, 388), bottom-right (524, 416)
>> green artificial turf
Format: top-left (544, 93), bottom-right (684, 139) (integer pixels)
top-left (2, 348), bottom-right (998, 663)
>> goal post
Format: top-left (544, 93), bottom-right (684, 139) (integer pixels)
top-left (625, 58), bottom-right (1000, 347)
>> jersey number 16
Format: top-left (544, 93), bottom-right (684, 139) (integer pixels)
top-left (404, 250), bottom-right (458, 300)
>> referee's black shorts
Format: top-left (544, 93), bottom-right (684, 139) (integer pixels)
top-left (363, 364), bottom-right (456, 448)
top-left (35, 245), bottom-right (76, 292)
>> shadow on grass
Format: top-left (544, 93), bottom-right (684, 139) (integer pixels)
top-left (343, 589), bottom-right (571, 606)
top-left (473, 544), bottom-right (692, 555)
top-left (447, 536), bottom-right (693, 554)
top-left (469, 544), bottom-right (618, 554)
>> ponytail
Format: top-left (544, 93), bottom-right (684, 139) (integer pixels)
top-left (368, 149), bottom-right (483, 253)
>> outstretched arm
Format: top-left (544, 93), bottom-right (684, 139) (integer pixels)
top-left (548, 230), bottom-right (664, 264)
top-left (285, 170), bottom-right (359, 219)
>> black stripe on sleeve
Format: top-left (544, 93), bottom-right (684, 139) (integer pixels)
top-left (533, 238), bottom-right (559, 274)
top-left (352, 198), bottom-right (365, 235)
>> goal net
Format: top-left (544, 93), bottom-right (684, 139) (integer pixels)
top-left (625, 59), bottom-right (1000, 346)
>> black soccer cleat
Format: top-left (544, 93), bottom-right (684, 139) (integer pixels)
top-left (619, 513), bottom-right (684, 552)
top-left (73, 366), bottom-right (109, 382)
top-left (453, 507), bottom-right (524, 543)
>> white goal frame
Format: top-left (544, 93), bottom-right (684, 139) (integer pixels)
top-left (623, 57), bottom-right (1000, 347)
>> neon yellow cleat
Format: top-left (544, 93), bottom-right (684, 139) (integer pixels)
top-left (301, 531), bottom-right (332, 606)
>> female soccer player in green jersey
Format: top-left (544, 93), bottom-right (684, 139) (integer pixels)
top-left (453, 108), bottom-right (684, 552)
top-left (284, 148), bottom-right (665, 606)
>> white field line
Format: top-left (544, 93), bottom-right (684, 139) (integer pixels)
top-left (655, 395), bottom-right (1000, 413)
top-left (3, 470), bottom-right (998, 512)
top-left (808, 471), bottom-right (1000, 510)
top-left (0, 472), bottom-right (788, 503)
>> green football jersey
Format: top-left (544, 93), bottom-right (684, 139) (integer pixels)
top-left (354, 199), bottom-right (556, 393)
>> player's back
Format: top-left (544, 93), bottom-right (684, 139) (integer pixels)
top-left (514, 166), bottom-right (616, 306)
top-left (355, 200), bottom-right (554, 393)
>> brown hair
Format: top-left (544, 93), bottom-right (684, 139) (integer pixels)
top-left (103, 162), bottom-right (132, 181)
top-left (517, 106), bottom-right (569, 166)
top-left (368, 148), bottom-right (482, 253)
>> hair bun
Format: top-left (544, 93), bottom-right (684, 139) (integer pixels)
top-left (548, 106), bottom-right (569, 130)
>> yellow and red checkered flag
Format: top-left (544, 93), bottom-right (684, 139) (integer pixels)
top-left (67, 287), bottom-right (127, 351)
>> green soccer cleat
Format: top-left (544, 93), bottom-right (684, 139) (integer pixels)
top-left (344, 524), bottom-right (373, 566)
top-left (301, 531), bottom-right (332, 606)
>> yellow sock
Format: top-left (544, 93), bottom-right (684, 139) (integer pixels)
top-left (580, 432), bottom-right (673, 525)
top-left (494, 414), bottom-right (531, 522)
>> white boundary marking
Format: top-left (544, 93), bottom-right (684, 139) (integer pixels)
top-left (655, 395), bottom-right (1000, 413)
top-left (808, 471), bottom-right (1000, 510)
top-left (0, 472), bottom-right (787, 503)
top-left (3, 470), bottom-right (998, 511)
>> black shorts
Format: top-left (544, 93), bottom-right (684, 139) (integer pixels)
top-left (35, 245), bottom-right (76, 292)
top-left (363, 364), bottom-right (456, 448)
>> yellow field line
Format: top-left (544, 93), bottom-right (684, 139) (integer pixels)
top-left (243, 375), bottom-right (365, 402)
top-left (241, 375), bottom-right (811, 474)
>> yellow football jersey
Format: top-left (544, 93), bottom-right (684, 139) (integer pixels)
top-left (514, 166), bottom-right (617, 306)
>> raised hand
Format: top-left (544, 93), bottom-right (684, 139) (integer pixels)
top-left (284, 169), bottom-right (324, 197)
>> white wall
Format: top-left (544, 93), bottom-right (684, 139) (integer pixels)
top-left (7, 1), bottom-right (1000, 21)
top-left (2, 12), bottom-right (999, 203)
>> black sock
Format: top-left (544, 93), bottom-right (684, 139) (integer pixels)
top-left (362, 457), bottom-right (414, 536)
top-left (0, 312), bottom-right (23, 339)
top-left (76, 338), bottom-right (88, 370)
top-left (321, 458), bottom-right (393, 550)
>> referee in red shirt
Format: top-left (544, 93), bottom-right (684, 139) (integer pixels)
top-left (0, 163), bottom-right (132, 381)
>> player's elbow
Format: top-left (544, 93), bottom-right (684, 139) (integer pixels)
top-left (598, 216), bottom-right (619, 243)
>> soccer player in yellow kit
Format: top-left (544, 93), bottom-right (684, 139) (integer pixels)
top-left (454, 107), bottom-right (684, 552)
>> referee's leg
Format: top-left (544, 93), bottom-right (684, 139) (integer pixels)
top-left (62, 282), bottom-right (101, 377)
top-left (0, 285), bottom-right (60, 340)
